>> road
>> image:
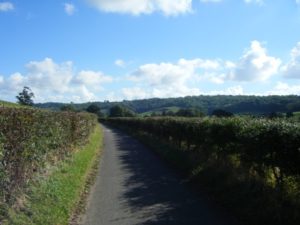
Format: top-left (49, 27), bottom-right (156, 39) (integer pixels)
top-left (82, 124), bottom-right (234, 225)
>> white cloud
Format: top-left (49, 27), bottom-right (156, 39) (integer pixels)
top-left (73, 85), bottom-right (97, 102)
top-left (282, 42), bottom-right (300, 79)
top-left (86, 0), bottom-right (192, 16)
top-left (0, 58), bottom-right (112, 103)
top-left (123, 41), bottom-right (284, 100)
top-left (130, 62), bottom-right (191, 86)
top-left (244, 0), bottom-right (264, 4)
top-left (208, 85), bottom-right (244, 95)
top-left (74, 70), bottom-right (113, 89)
top-left (115, 59), bottom-right (126, 67)
top-left (121, 86), bottom-right (201, 100)
top-left (9, 73), bottom-right (25, 87)
top-left (25, 58), bottom-right (73, 93)
top-left (178, 58), bottom-right (221, 70)
top-left (125, 58), bottom-right (227, 99)
top-left (121, 85), bottom-right (245, 100)
top-left (205, 72), bottom-right (227, 84)
top-left (228, 41), bottom-right (281, 82)
top-left (3, 41), bottom-right (298, 103)
top-left (0, 75), bottom-right (4, 84)
top-left (122, 87), bottom-right (148, 100)
top-left (125, 56), bottom-right (251, 99)
top-left (200, 0), bottom-right (222, 3)
top-left (266, 82), bottom-right (300, 95)
top-left (105, 92), bottom-right (123, 102)
top-left (64, 3), bottom-right (76, 15)
top-left (0, 73), bottom-right (25, 99)
top-left (129, 58), bottom-right (221, 86)
top-left (0, 2), bottom-right (14, 11)
top-left (152, 86), bottom-right (201, 97)
top-left (126, 59), bottom-right (201, 99)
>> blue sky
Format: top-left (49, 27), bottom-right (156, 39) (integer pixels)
top-left (1, 0), bottom-right (300, 103)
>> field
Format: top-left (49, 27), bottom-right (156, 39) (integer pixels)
top-left (140, 106), bottom-right (181, 116)
top-left (0, 100), bottom-right (24, 108)
top-left (103, 116), bottom-right (300, 225)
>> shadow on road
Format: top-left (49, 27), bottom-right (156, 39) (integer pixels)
top-left (110, 127), bottom-right (232, 225)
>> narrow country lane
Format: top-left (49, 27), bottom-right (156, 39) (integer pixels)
top-left (82, 124), bottom-right (234, 225)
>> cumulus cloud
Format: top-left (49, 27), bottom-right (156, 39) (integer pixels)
top-left (123, 41), bottom-right (283, 100)
top-left (129, 58), bottom-right (221, 86)
top-left (115, 59), bottom-right (126, 67)
top-left (2, 41), bottom-right (296, 103)
top-left (126, 60), bottom-right (200, 99)
top-left (202, 72), bottom-right (226, 84)
top-left (121, 85), bottom-right (245, 100)
top-left (124, 58), bottom-right (227, 99)
top-left (178, 58), bottom-right (221, 70)
top-left (86, 0), bottom-right (192, 16)
top-left (25, 58), bottom-right (73, 93)
top-left (74, 70), bottom-right (113, 89)
top-left (64, 3), bottom-right (76, 15)
top-left (266, 82), bottom-right (300, 95)
top-left (121, 86), bottom-right (201, 100)
top-left (228, 41), bottom-right (281, 82)
top-left (0, 58), bottom-right (112, 103)
top-left (0, 2), bottom-right (14, 11)
top-left (208, 85), bottom-right (244, 95)
top-left (200, 0), bottom-right (222, 3)
top-left (282, 42), bottom-right (300, 79)
top-left (152, 86), bottom-right (201, 98)
top-left (122, 87), bottom-right (149, 100)
top-left (130, 62), bottom-right (190, 86)
top-left (244, 0), bottom-right (264, 4)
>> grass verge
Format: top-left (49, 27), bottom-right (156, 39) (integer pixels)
top-left (4, 125), bottom-right (102, 225)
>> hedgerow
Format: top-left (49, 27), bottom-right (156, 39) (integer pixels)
top-left (104, 117), bottom-right (300, 225)
top-left (0, 107), bottom-right (97, 217)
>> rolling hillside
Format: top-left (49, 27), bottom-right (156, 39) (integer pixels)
top-left (35, 95), bottom-right (300, 115)
top-left (0, 100), bottom-right (21, 108)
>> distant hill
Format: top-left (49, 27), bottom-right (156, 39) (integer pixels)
top-left (35, 95), bottom-right (300, 116)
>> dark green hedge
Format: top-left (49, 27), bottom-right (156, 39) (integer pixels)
top-left (105, 117), bottom-right (300, 179)
top-left (0, 108), bottom-right (97, 206)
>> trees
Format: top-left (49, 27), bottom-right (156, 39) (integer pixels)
top-left (86, 103), bottom-right (105, 117)
top-left (16, 86), bottom-right (34, 106)
top-left (211, 109), bottom-right (233, 117)
top-left (60, 104), bottom-right (76, 112)
top-left (109, 105), bottom-right (135, 117)
top-left (109, 105), bottom-right (123, 117)
top-left (176, 108), bottom-right (205, 117)
top-left (86, 104), bottom-right (100, 114)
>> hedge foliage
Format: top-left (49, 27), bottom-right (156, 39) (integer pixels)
top-left (0, 107), bottom-right (97, 206)
top-left (105, 117), bottom-right (300, 178)
top-left (104, 117), bottom-right (300, 225)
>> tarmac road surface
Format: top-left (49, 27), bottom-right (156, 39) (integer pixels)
top-left (82, 124), bottom-right (234, 225)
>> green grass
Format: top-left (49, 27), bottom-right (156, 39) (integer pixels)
top-left (292, 111), bottom-right (300, 117)
top-left (0, 100), bottom-right (32, 109)
top-left (5, 125), bottom-right (102, 225)
top-left (140, 106), bottom-right (181, 116)
top-left (0, 100), bottom-right (20, 108)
